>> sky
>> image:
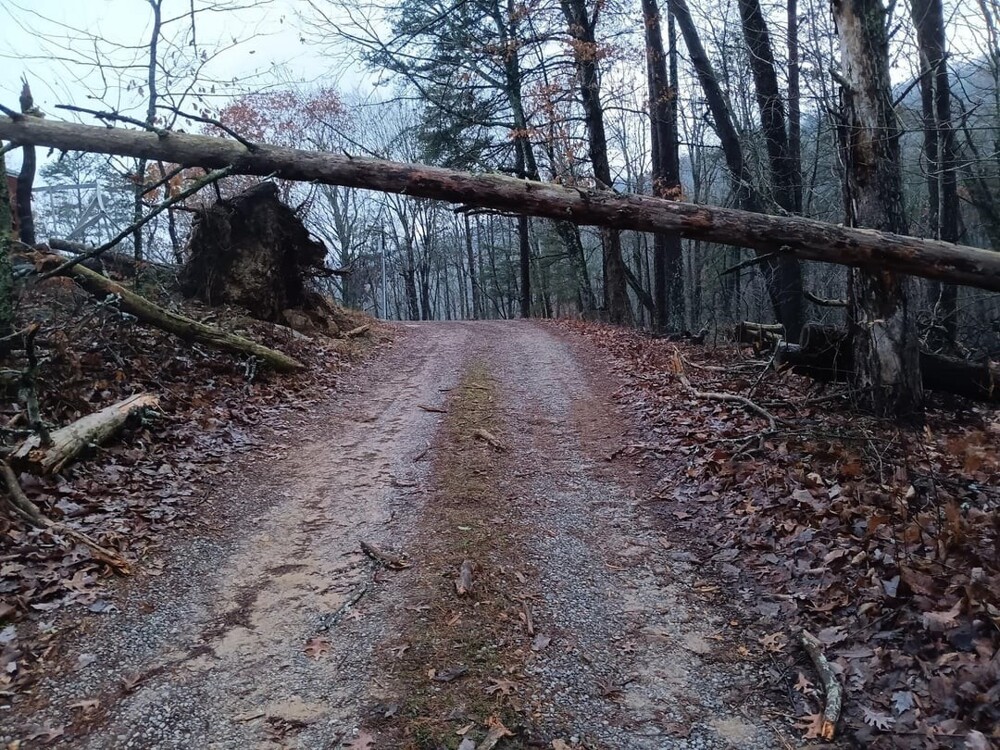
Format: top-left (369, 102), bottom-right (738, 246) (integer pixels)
top-left (0, 0), bottom-right (370, 178)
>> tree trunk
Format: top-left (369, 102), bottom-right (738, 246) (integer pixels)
top-left (911, 0), bottom-right (960, 343)
top-left (47, 256), bottom-right (304, 371)
top-left (561, 0), bottom-right (633, 325)
top-left (13, 393), bottom-right (160, 474)
top-left (16, 82), bottom-right (36, 246)
top-left (0, 153), bottom-right (13, 338)
top-left (833, 0), bottom-right (922, 415)
top-left (787, 0), bottom-right (803, 214)
top-left (4, 116), bottom-right (1000, 293)
top-left (738, 0), bottom-right (805, 341)
top-left (667, 0), bottom-right (803, 338)
top-left (642, 0), bottom-right (684, 331)
top-left (464, 214), bottom-right (480, 319)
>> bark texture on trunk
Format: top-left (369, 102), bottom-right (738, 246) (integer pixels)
top-left (16, 82), bottom-right (36, 246)
top-left (3, 116), bottom-right (1000, 293)
top-left (738, 0), bottom-right (804, 341)
top-left (0, 154), bottom-right (13, 338)
top-left (911, 0), bottom-right (960, 342)
top-left (833, 0), bottom-right (922, 415)
top-left (643, 0), bottom-right (684, 331)
top-left (561, 0), bottom-right (633, 324)
top-left (667, 0), bottom-right (803, 337)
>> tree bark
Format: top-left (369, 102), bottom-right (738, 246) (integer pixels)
top-left (787, 0), bottom-right (803, 214)
top-left (911, 0), bottom-right (960, 342)
top-left (0, 153), bottom-right (13, 338)
top-left (833, 0), bottom-right (923, 415)
top-left (738, 0), bottom-right (805, 340)
top-left (464, 214), bottom-right (480, 319)
top-left (642, 0), bottom-right (684, 331)
top-left (16, 81), bottom-right (36, 246)
top-left (13, 393), bottom-right (159, 474)
top-left (3, 116), bottom-right (1000, 293)
top-left (560, 0), bottom-right (633, 325)
top-left (667, 0), bottom-right (803, 338)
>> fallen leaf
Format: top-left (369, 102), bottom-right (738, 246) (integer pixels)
top-left (304, 636), bottom-right (330, 659)
top-left (485, 677), bottom-right (518, 696)
top-left (431, 665), bottom-right (468, 682)
top-left (531, 634), bottom-right (551, 651)
top-left (68, 698), bottom-right (100, 712)
top-left (861, 706), bottom-right (895, 731)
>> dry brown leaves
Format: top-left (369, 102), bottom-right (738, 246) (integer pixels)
top-left (1, 281), bottom-right (387, 702)
top-left (559, 320), bottom-right (1000, 748)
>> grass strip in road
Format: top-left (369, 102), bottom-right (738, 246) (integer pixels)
top-left (369, 361), bottom-right (532, 750)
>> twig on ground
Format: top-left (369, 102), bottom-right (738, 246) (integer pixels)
top-left (472, 427), bottom-right (505, 451)
top-left (1, 460), bottom-right (130, 573)
top-left (800, 630), bottom-right (842, 740)
top-left (417, 404), bottom-right (447, 414)
top-left (670, 349), bottom-right (778, 430)
top-left (316, 579), bottom-right (369, 631)
top-left (360, 541), bottom-right (410, 570)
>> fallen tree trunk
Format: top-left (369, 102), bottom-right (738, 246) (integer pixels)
top-left (3, 115), bottom-right (1000, 292)
top-left (13, 393), bottom-right (160, 474)
top-left (776, 325), bottom-right (999, 402)
top-left (42, 257), bottom-right (305, 372)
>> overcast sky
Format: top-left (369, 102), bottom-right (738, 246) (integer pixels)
top-left (0, 0), bottom-right (371, 178)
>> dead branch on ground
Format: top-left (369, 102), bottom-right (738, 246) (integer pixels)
top-left (800, 629), bottom-right (842, 740)
top-left (670, 349), bottom-right (778, 430)
top-left (1, 460), bottom-right (130, 573)
top-left (360, 541), bottom-right (410, 570)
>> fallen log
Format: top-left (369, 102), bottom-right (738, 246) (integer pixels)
top-left (4, 115), bottom-right (1000, 292)
top-left (776, 325), bottom-right (999, 401)
top-left (344, 324), bottom-right (371, 339)
top-left (13, 393), bottom-right (159, 474)
top-left (41, 256), bottom-right (305, 372)
top-left (735, 321), bottom-right (784, 346)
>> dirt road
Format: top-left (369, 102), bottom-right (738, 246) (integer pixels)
top-left (10, 322), bottom-right (793, 749)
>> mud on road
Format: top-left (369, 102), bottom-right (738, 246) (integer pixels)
top-left (4, 321), bottom-right (795, 749)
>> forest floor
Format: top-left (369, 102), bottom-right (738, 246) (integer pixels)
top-left (1, 320), bottom-right (998, 749)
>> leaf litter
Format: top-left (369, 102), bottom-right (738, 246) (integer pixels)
top-left (560, 320), bottom-right (1000, 748)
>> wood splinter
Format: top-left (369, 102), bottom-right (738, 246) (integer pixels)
top-left (800, 629), bottom-right (842, 740)
top-left (360, 541), bottom-right (410, 570)
top-left (455, 559), bottom-right (474, 596)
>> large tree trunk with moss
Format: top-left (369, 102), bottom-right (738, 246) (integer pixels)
top-left (833, 0), bottom-right (922, 415)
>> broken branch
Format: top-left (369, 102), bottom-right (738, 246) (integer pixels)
top-left (800, 629), bottom-right (842, 740)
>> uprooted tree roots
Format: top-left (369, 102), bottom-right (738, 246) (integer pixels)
top-left (180, 182), bottom-right (358, 337)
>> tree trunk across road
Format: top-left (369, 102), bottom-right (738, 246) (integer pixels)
top-left (3, 115), bottom-right (1000, 293)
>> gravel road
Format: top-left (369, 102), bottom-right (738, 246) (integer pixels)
top-left (4, 321), bottom-right (794, 749)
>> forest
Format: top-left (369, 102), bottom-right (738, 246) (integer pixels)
top-left (0, 0), bottom-right (999, 748)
